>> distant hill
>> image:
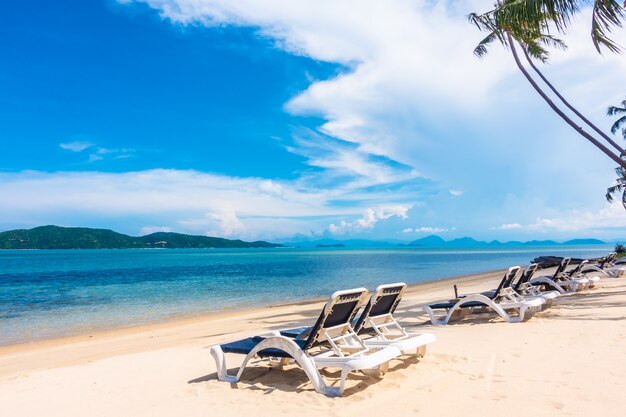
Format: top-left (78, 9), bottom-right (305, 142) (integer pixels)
top-left (406, 235), bottom-right (605, 248)
top-left (562, 238), bottom-right (606, 245)
top-left (283, 235), bottom-right (607, 249)
top-left (0, 226), bottom-right (282, 249)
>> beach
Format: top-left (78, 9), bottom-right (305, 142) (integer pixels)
top-left (1, 268), bottom-right (625, 416)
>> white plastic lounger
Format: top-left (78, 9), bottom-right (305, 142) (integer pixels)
top-left (349, 283), bottom-right (436, 354)
top-left (423, 267), bottom-right (544, 325)
top-left (584, 253), bottom-right (624, 278)
top-left (531, 258), bottom-right (589, 293)
top-left (513, 263), bottom-right (559, 308)
top-left (567, 260), bottom-right (600, 288)
top-left (210, 288), bottom-right (402, 397)
top-left (281, 283), bottom-right (436, 356)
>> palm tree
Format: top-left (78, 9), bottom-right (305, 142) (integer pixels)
top-left (468, 1), bottom-right (626, 169)
top-left (608, 99), bottom-right (626, 139)
top-left (606, 163), bottom-right (626, 209)
top-left (476, 1), bottom-right (624, 54)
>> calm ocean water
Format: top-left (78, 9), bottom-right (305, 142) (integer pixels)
top-left (0, 245), bottom-right (613, 345)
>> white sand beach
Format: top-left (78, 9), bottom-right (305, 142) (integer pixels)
top-left (1, 269), bottom-right (625, 417)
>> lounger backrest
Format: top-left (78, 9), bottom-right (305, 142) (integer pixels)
top-left (514, 263), bottom-right (538, 290)
top-left (494, 266), bottom-right (521, 298)
top-left (598, 252), bottom-right (617, 269)
top-left (353, 283), bottom-right (406, 333)
top-left (302, 288), bottom-right (369, 351)
top-left (565, 259), bottom-right (586, 276)
top-left (553, 257), bottom-right (571, 279)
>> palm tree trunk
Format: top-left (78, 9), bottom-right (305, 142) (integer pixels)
top-left (521, 47), bottom-right (625, 155)
top-left (506, 33), bottom-right (626, 170)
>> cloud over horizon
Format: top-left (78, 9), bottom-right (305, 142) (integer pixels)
top-left (1, 1), bottom-right (625, 241)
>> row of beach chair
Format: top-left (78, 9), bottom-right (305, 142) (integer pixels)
top-left (210, 252), bottom-right (623, 396)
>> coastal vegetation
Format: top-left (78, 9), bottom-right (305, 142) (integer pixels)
top-left (0, 225), bottom-right (282, 249)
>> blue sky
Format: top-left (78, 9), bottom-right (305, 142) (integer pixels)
top-left (1, 0), bottom-right (625, 241)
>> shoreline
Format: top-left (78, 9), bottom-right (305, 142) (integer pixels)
top-left (0, 267), bottom-right (510, 377)
top-left (0, 267), bottom-right (508, 353)
top-left (1, 267), bottom-right (625, 416)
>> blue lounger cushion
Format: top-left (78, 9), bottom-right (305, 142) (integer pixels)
top-left (428, 301), bottom-right (487, 309)
top-left (279, 327), bottom-right (309, 339)
top-left (220, 336), bottom-right (308, 358)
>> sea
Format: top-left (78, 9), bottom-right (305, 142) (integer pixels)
top-left (0, 245), bottom-right (613, 346)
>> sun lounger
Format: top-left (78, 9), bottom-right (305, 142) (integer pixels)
top-left (530, 258), bottom-right (588, 293)
top-left (210, 288), bottom-right (402, 397)
top-left (423, 266), bottom-right (544, 325)
top-left (513, 263), bottom-right (559, 307)
top-left (583, 252), bottom-right (625, 277)
top-left (565, 260), bottom-right (600, 288)
top-left (282, 283), bottom-right (436, 356)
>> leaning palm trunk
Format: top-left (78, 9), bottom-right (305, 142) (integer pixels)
top-left (521, 48), bottom-right (625, 155)
top-left (506, 33), bottom-right (626, 170)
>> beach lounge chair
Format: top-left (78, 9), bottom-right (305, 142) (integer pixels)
top-left (564, 260), bottom-right (600, 288)
top-left (423, 266), bottom-right (544, 325)
top-left (583, 252), bottom-right (624, 277)
top-left (513, 263), bottom-right (559, 307)
top-left (282, 283), bottom-right (436, 356)
top-left (210, 288), bottom-right (402, 397)
top-left (530, 258), bottom-right (588, 293)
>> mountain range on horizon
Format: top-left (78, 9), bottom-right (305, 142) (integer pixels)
top-left (0, 225), bottom-right (612, 250)
top-left (284, 234), bottom-right (608, 249)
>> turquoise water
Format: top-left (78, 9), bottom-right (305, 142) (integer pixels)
top-left (0, 245), bottom-right (613, 345)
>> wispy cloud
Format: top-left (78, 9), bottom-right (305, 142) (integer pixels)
top-left (497, 223), bottom-right (522, 230)
top-left (402, 226), bottom-right (449, 234)
top-left (59, 141), bottom-right (94, 152)
top-left (119, 0), bottom-right (626, 241)
top-left (60, 140), bottom-right (135, 163)
top-left (0, 170), bottom-right (415, 239)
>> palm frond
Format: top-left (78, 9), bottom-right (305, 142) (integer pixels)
top-left (606, 183), bottom-right (622, 202)
top-left (591, 0), bottom-right (625, 53)
top-left (474, 31), bottom-right (499, 58)
top-left (611, 115), bottom-right (626, 136)
top-left (608, 104), bottom-right (626, 116)
top-left (474, 1), bottom-right (624, 57)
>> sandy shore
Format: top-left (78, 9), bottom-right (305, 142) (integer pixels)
top-left (1, 268), bottom-right (625, 416)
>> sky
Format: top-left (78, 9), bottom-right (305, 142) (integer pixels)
top-left (1, 0), bottom-right (625, 242)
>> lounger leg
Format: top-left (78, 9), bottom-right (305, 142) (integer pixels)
top-left (230, 336), bottom-right (330, 396)
top-left (211, 345), bottom-right (239, 383)
top-left (416, 344), bottom-right (427, 358)
top-left (422, 306), bottom-right (448, 325)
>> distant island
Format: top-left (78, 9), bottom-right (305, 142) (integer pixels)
top-left (0, 226), bottom-right (283, 250)
top-left (403, 235), bottom-right (605, 248)
top-left (284, 235), bottom-right (607, 249)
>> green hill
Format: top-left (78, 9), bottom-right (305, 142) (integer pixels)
top-left (0, 226), bottom-right (282, 249)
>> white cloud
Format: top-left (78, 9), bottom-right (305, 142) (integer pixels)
top-left (139, 226), bottom-right (173, 235)
top-left (328, 205), bottom-right (409, 235)
top-left (60, 141), bottom-right (134, 163)
top-left (449, 190), bottom-right (463, 197)
top-left (60, 141), bottom-right (93, 152)
top-left (498, 223), bottom-right (522, 230)
top-left (180, 208), bottom-right (246, 237)
top-left (527, 203), bottom-right (626, 233)
top-left (29, 2), bottom-right (626, 241)
top-left (401, 226), bottom-right (448, 233)
top-left (0, 170), bottom-right (415, 239)
top-left (415, 226), bottom-right (448, 233)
